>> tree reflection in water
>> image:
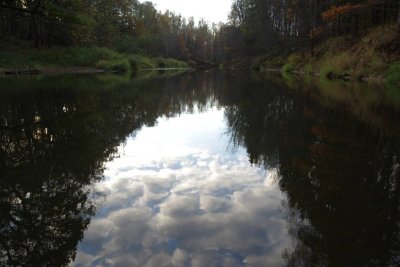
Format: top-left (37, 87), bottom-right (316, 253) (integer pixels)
top-left (222, 75), bottom-right (400, 266)
top-left (0, 72), bottom-right (399, 266)
top-left (0, 72), bottom-right (222, 266)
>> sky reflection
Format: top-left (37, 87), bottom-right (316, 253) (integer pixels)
top-left (73, 108), bottom-right (290, 267)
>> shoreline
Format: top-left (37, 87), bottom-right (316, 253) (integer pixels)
top-left (0, 67), bottom-right (107, 76)
top-left (261, 68), bottom-right (383, 83)
top-left (252, 25), bottom-right (399, 87)
top-left (0, 67), bottom-right (193, 76)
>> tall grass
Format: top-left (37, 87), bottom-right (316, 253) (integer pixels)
top-left (0, 47), bottom-right (124, 69)
top-left (152, 58), bottom-right (188, 68)
top-left (96, 59), bottom-right (131, 73)
top-left (282, 62), bottom-right (295, 73)
top-left (0, 45), bottom-right (188, 73)
top-left (129, 55), bottom-right (155, 69)
top-left (281, 54), bottom-right (301, 73)
top-left (320, 52), bottom-right (353, 78)
top-left (130, 56), bottom-right (189, 69)
top-left (385, 63), bottom-right (400, 103)
top-left (304, 64), bottom-right (313, 75)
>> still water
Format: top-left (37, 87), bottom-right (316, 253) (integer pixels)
top-left (0, 71), bottom-right (399, 266)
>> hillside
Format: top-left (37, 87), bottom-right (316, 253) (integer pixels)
top-left (256, 25), bottom-right (400, 88)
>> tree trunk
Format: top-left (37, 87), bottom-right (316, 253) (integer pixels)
top-left (397, 2), bottom-right (400, 34)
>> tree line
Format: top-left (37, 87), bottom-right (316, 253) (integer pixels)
top-left (0, 0), bottom-right (220, 63)
top-left (1, 0), bottom-right (399, 63)
top-left (226, 0), bottom-right (400, 57)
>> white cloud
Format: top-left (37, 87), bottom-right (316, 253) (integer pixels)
top-left (140, 0), bottom-right (232, 24)
top-left (73, 109), bottom-right (291, 267)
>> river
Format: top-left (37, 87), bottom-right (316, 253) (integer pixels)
top-left (1, 71), bottom-right (399, 266)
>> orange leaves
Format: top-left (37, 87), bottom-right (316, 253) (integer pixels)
top-left (322, 3), bottom-right (366, 21)
top-left (309, 26), bottom-right (325, 39)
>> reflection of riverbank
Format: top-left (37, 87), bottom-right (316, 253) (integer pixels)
top-left (221, 73), bottom-right (400, 266)
top-left (261, 72), bottom-right (400, 135)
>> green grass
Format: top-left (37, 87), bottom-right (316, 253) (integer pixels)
top-left (281, 54), bottom-right (301, 73)
top-left (258, 24), bottom-right (398, 82)
top-left (38, 47), bottom-right (124, 67)
top-left (304, 64), bottom-right (313, 75)
top-left (0, 51), bottom-right (26, 68)
top-left (96, 59), bottom-right (131, 73)
top-left (319, 52), bottom-right (353, 78)
top-left (385, 63), bottom-right (400, 101)
top-left (282, 62), bottom-right (295, 73)
top-left (152, 57), bottom-right (188, 68)
top-left (0, 47), bottom-right (124, 69)
top-left (129, 56), bottom-right (189, 70)
top-left (0, 43), bottom-right (188, 74)
top-left (129, 55), bottom-right (155, 69)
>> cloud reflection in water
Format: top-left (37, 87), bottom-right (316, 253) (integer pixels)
top-left (74, 108), bottom-right (290, 267)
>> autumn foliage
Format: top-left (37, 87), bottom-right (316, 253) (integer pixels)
top-left (322, 3), bottom-right (367, 21)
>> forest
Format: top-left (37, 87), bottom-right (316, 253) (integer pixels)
top-left (0, 0), bottom-right (220, 64)
top-left (227, 0), bottom-right (399, 55)
top-left (0, 0), bottom-right (399, 75)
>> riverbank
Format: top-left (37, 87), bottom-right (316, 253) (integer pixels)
top-left (0, 41), bottom-right (188, 75)
top-left (253, 25), bottom-right (400, 88)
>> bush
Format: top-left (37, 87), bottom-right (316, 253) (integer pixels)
top-left (115, 35), bottom-right (144, 55)
top-left (96, 59), bottom-right (131, 73)
top-left (153, 58), bottom-right (188, 68)
top-left (385, 63), bottom-right (400, 90)
top-left (304, 64), bottom-right (313, 75)
top-left (0, 41), bottom-right (188, 73)
top-left (0, 51), bottom-right (25, 68)
top-left (282, 62), bottom-right (295, 73)
top-left (320, 52), bottom-right (353, 78)
top-left (127, 57), bottom-right (139, 73)
top-left (26, 47), bottom-right (124, 67)
top-left (281, 53), bottom-right (301, 73)
top-left (129, 55), bottom-right (155, 69)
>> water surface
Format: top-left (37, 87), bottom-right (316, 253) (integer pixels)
top-left (1, 72), bottom-right (399, 266)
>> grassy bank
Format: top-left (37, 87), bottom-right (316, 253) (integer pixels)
top-left (255, 25), bottom-right (400, 88)
top-left (0, 40), bottom-right (188, 74)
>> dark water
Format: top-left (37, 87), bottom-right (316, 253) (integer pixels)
top-left (1, 71), bottom-right (400, 267)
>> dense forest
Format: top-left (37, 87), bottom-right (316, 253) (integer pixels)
top-left (226, 0), bottom-right (400, 56)
top-left (0, 0), bottom-right (220, 64)
top-left (0, 0), bottom-right (399, 66)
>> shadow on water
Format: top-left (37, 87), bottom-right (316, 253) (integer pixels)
top-left (262, 72), bottom-right (400, 134)
top-left (0, 72), bottom-right (221, 266)
top-left (0, 71), bottom-right (400, 266)
top-left (221, 73), bottom-right (400, 266)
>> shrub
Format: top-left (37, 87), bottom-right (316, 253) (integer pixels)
top-left (282, 62), bottom-right (295, 73)
top-left (127, 56), bottom-right (139, 73)
top-left (96, 59), bottom-right (131, 73)
top-left (320, 52), bottom-right (353, 78)
top-left (385, 63), bottom-right (400, 91)
top-left (304, 64), bottom-right (313, 75)
top-left (130, 55), bottom-right (155, 69)
top-left (153, 58), bottom-right (188, 68)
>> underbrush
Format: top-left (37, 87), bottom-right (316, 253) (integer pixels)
top-left (152, 58), bottom-right (188, 68)
top-left (385, 63), bottom-right (400, 99)
top-left (96, 59), bottom-right (131, 73)
top-left (129, 56), bottom-right (188, 69)
top-left (0, 47), bottom-right (124, 69)
top-left (282, 54), bottom-right (302, 73)
top-left (0, 43), bottom-right (188, 73)
top-left (257, 24), bottom-right (399, 82)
